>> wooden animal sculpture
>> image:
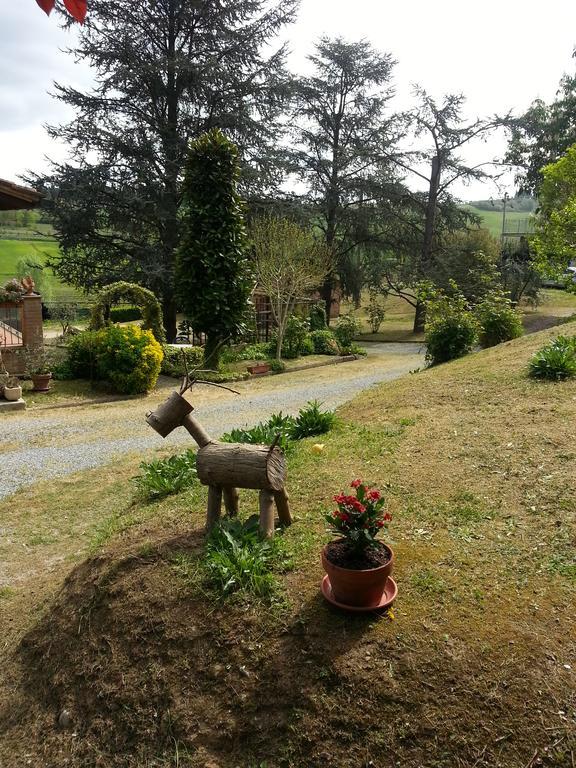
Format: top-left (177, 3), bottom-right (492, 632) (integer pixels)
top-left (146, 381), bottom-right (291, 538)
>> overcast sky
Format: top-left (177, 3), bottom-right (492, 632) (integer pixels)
top-left (1, 0), bottom-right (576, 200)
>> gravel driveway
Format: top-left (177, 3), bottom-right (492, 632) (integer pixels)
top-left (0, 343), bottom-right (423, 500)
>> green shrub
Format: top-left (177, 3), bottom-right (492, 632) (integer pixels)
top-left (334, 313), bottom-right (360, 349)
top-left (161, 345), bottom-right (204, 377)
top-left (291, 399), bottom-right (336, 439)
top-left (308, 302), bottom-right (327, 331)
top-left (67, 326), bottom-right (163, 393)
top-left (133, 450), bottom-right (197, 499)
top-left (367, 289), bottom-right (386, 333)
top-left (109, 305), bottom-right (142, 322)
top-left (300, 335), bottom-right (315, 356)
top-left (475, 290), bottom-right (523, 347)
top-left (529, 335), bottom-right (576, 380)
top-left (204, 516), bottom-right (290, 599)
top-left (282, 314), bottom-right (309, 359)
top-left (310, 329), bottom-right (340, 356)
top-left (425, 290), bottom-right (479, 366)
top-left (269, 359), bottom-right (286, 373)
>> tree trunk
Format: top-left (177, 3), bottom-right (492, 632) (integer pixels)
top-left (413, 299), bottom-right (426, 334)
top-left (162, 294), bottom-right (177, 343)
top-left (321, 275), bottom-right (333, 326)
top-left (204, 334), bottom-right (221, 370)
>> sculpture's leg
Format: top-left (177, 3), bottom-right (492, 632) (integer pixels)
top-left (223, 486), bottom-right (239, 517)
top-left (206, 485), bottom-right (222, 532)
top-left (273, 487), bottom-right (292, 527)
top-left (259, 488), bottom-right (275, 539)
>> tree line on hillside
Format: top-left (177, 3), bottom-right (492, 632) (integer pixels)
top-left (25, 0), bottom-right (576, 342)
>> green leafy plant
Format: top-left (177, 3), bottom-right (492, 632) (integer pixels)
top-left (222, 412), bottom-right (296, 453)
top-left (334, 312), bottom-right (360, 351)
top-left (309, 329), bottom-right (340, 355)
top-left (367, 289), bottom-right (386, 333)
top-left (269, 359), bottom-right (286, 373)
top-left (425, 287), bottom-right (479, 366)
top-left (89, 281), bottom-right (165, 343)
top-left (326, 479), bottom-right (391, 556)
top-left (475, 290), bottom-right (523, 347)
top-left (281, 314), bottom-right (309, 359)
top-left (204, 516), bottom-right (289, 598)
top-left (308, 302), bottom-right (327, 331)
top-left (300, 335), bottom-right (315, 355)
top-left (24, 345), bottom-right (52, 375)
top-left (109, 305), bottom-right (142, 323)
top-left (291, 400), bottom-right (336, 439)
top-left (133, 450), bottom-right (197, 499)
top-left (529, 335), bottom-right (576, 380)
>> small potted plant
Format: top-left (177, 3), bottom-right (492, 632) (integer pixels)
top-left (25, 346), bottom-right (53, 392)
top-left (3, 375), bottom-right (22, 401)
top-left (321, 479), bottom-right (395, 609)
top-left (247, 361), bottom-right (271, 375)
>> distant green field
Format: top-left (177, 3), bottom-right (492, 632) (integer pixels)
top-left (466, 205), bottom-right (534, 239)
top-left (0, 238), bottom-right (84, 302)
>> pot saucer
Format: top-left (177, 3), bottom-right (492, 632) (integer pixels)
top-left (321, 574), bottom-right (397, 613)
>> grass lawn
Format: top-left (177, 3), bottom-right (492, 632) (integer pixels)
top-left (465, 205), bottom-right (534, 238)
top-left (1, 322), bottom-right (575, 767)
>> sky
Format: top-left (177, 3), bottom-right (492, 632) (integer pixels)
top-left (1, 0), bottom-right (576, 200)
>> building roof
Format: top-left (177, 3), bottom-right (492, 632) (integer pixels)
top-left (0, 178), bottom-right (42, 211)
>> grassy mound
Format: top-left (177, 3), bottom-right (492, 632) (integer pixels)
top-left (1, 323), bottom-right (575, 767)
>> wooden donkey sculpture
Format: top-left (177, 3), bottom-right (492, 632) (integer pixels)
top-left (145, 374), bottom-right (291, 537)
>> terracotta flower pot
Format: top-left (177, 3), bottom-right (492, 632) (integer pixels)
top-left (247, 362), bottom-right (270, 375)
top-left (3, 385), bottom-right (22, 401)
top-left (321, 542), bottom-right (394, 608)
top-left (31, 373), bottom-right (52, 392)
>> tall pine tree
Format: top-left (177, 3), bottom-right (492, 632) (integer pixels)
top-left (30, 0), bottom-right (297, 339)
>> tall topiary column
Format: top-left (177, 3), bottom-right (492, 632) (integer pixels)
top-left (176, 129), bottom-right (252, 369)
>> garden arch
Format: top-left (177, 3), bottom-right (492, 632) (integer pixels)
top-left (90, 282), bottom-right (165, 343)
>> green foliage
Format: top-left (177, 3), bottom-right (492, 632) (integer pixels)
top-left (176, 129), bottom-right (252, 367)
top-left (334, 312), bottom-right (360, 350)
top-left (425, 287), bottom-right (479, 366)
top-left (533, 144), bottom-right (576, 277)
top-left (529, 335), bottom-right (576, 381)
top-left (291, 400), bottom-right (336, 439)
top-left (282, 315), bottom-right (309, 359)
top-left (269, 359), bottom-right (286, 373)
top-left (433, 228), bottom-right (500, 304)
top-left (308, 302), bottom-right (327, 331)
top-left (222, 412), bottom-right (296, 453)
top-left (367, 289), bottom-right (386, 333)
top-left (161, 345), bottom-right (204, 377)
top-left (90, 281), bottom-right (165, 343)
top-left (475, 290), bottom-right (523, 347)
top-left (67, 325), bottom-right (163, 393)
top-left (300, 335), bottom-right (315, 355)
top-left (309, 329), bottom-right (340, 355)
top-left (133, 450), bottom-right (197, 500)
top-left (46, 302), bottom-right (78, 335)
top-left (221, 401), bottom-right (336, 449)
top-left (204, 516), bottom-right (290, 599)
top-left (109, 305), bottom-right (142, 322)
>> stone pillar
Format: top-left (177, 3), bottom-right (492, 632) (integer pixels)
top-left (21, 294), bottom-right (43, 349)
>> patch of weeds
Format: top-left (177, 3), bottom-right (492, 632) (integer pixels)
top-left (204, 516), bottom-right (293, 600)
top-left (26, 533), bottom-right (58, 546)
top-left (529, 335), bottom-right (576, 380)
top-left (291, 400), bottom-right (337, 439)
top-left (399, 416), bottom-right (417, 427)
top-left (410, 568), bottom-right (447, 597)
top-left (137, 541), bottom-right (157, 558)
top-left (89, 508), bottom-right (137, 552)
top-left (133, 450), bottom-right (197, 500)
top-left (548, 553), bottom-right (576, 581)
top-left (0, 586), bottom-right (14, 600)
top-left (450, 490), bottom-right (486, 524)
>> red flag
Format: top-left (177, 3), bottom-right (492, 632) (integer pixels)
top-left (36, 0), bottom-right (56, 15)
top-left (63, 0), bottom-right (87, 23)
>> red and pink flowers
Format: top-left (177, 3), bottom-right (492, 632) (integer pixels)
top-left (326, 479), bottom-right (391, 554)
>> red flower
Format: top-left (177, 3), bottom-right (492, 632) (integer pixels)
top-left (338, 512), bottom-right (350, 523)
top-left (350, 479), bottom-right (362, 489)
top-left (368, 490), bottom-right (381, 501)
top-left (383, 512), bottom-right (392, 522)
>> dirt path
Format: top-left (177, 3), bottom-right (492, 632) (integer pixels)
top-left (0, 343), bottom-right (423, 500)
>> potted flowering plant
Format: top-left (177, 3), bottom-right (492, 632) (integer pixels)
top-left (25, 346), bottom-right (52, 392)
top-left (321, 479), bottom-right (394, 608)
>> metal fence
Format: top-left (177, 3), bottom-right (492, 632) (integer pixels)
top-left (0, 303), bottom-right (24, 348)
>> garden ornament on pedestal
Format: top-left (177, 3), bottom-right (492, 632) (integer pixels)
top-left (146, 366), bottom-right (291, 538)
top-left (321, 479), bottom-right (397, 612)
